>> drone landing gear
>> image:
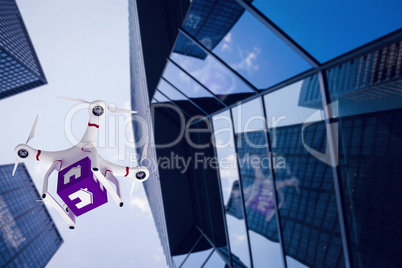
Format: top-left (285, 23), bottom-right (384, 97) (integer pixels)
top-left (86, 146), bottom-right (123, 207)
top-left (105, 170), bottom-right (123, 207)
top-left (42, 160), bottom-right (76, 229)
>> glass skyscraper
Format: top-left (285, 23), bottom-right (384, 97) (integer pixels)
top-left (0, 0), bottom-right (47, 100)
top-left (129, 0), bottom-right (402, 267)
top-left (0, 163), bottom-right (63, 267)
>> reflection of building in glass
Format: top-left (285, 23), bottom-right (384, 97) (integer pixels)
top-left (129, 0), bottom-right (402, 265)
top-left (226, 129), bottom-right (344, 268)
top-left (0, 0), bottom-right (47, 100)
top-left (0, 163), bottom-right (63, 267)
top-left (335, 108), bottom-right (402, 268)
top-left (299, 40), bottom-right (402, 115)
top-left (173, 0), bottom-right (253, 59)
top-left (272, 122), bottom-right (345, 268)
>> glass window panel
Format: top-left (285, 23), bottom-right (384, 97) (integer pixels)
top-left (157, 79), bottom-right (206, 116)
top-left (171, 33), bottom-right (256, 106)
top-left (213, 9), bottom-right (311, 89)
top-left (153, 91), bottom-right (170, 103)
top-left (253, 0), bottom-right (402, 62)
top-left (172, 254), bottom-right (187, 267)
top-left (182, 247), bottom-right (213, 268)
top-left (203, 250), bottom-right (226, 268)
top-left (264, 79), bottom-right (346, 268)
top-left (152, 91), bottom-right (189, 120)
top-left (326, 39), bottom-right (402, 267)
top-left (232, 98), bottom-right (284, 267)
top-left (163, 62), bottom-right (225, 114)
top-left (212, 110), bottom-right (251, 267)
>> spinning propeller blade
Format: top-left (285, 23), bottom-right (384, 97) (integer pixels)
top-left (26, 114), bottom-right (38, 144)
top-left (107, 105), bottom-right (138, 114)
top-left (12, 159), bottom-right (19, 176)
top-left (56, 96), bottom-right (89, 103)
top-left (130, 180), bottom-right (135, 197)
top-left (140, 137), bottom-right (149, 165)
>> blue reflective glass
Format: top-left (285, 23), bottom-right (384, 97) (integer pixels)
top-left (153, 91), bottom-right (170, 103)
top-left (182, 246), bottom-right (213, 268)
top-left (203, 250), bottom-right (225, 268)
top-left (212, 110), bottom-right (252, 267)
top-left (232, 98), bottom-right (284, 267)
top-left (325, 39), bottom-right (402, 267)
top-left (162, 61), bottom-right (225, 114)
top-left (264, 80), bottom-right (346, 268)
top-left (254, 0), bottom-right (402, 62)
top-left (157, 79), bottom-right (206, 115)
top-left (214, 10), bottom-right (311, 89)
top-left (171, 32), bottom-right (256, 106)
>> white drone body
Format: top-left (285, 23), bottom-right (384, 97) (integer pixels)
top-left (12, 97), bottom-right (150, 229)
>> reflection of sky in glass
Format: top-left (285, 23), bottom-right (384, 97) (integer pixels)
top-left (153, 91), bottom-right (170, 103)
top-left (232, 98), bottom-right (266, 133)
top-left (157, 79), bottom-right (188, 101)
top-left (203, 250), bottom-right (225, 267)
top-left (214, 11), bottom-right (311, 89)
top-left (171, 34), bottom-right (256, 98)
top-left (163, 62), bottom-right (216, 98)
top-left (232, 98), bottom-right (284, 268)
top-left (254, 0), bottom-right (402, 62)
top-left (264, 81), bottom-right (323, 128)
top-left (182, 247), bottom-right (213, 268)
top-left (173, 254), bottom-right (187, 267)
top-left (212, 110), bottom-right (251, 267)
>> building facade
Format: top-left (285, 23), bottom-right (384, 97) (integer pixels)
top-left (0, 0), bottom-right (47, 100)
top-left (0, 163), bottom-right (63, 267)
top-left (130, 0), bottom-right (402, 267)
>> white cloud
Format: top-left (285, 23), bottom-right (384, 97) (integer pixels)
top-left (129, 196), bottom-right (150, 214)
top-left (224, 33), bottom-right (232, 43)
top-left (221, 33), bottom-right (233, 52)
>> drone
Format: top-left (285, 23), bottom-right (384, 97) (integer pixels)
top-left (12, 97), bottom-right (150, 229)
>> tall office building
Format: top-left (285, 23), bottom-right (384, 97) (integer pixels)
top-left (0, 0), bottom-right (47, 100)
top-left (0, 163), bottom-right (63, 267)
top-left (129, 0), bottom-right (402, 267)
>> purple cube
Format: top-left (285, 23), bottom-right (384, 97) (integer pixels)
top-left (57, 157), bottom-right (107, 216)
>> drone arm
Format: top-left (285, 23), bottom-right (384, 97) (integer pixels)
top-left (105, 170), bottom-right (122, 199)
top-left (98, 157), bottom-right (150, 181)
top-left (42, 160), bottom-right (62, 196)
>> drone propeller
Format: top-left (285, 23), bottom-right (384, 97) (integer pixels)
top-left (26, 114), bottom-right (38, 144)
top-left (13, 115), bottom-right (39, 176)
top-left (57, 96), bottom-right (138, 114)
top-left (56, 96), bottom-right (90, 103)
top-left (12, 158), bottom-right (19, 176)
top-left (130, 180), bottom-right (135, 197)
top-left (107, 104), bottom-right (137, 114)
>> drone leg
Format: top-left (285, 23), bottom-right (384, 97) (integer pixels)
top-left (105, 170), bottom-right (122, 201)
top-left (42, 160), bottom-right (62, 199)
top-left (44, 194), bottom-right (76, 229)
top-left (92, 170), bottom-right (123, 207)
top-left (88, 147), bottom-right (100, 172)
top-left (86, 147), bottom-right (123, 206)
top-left (42, 161), bottom-right (76, 229)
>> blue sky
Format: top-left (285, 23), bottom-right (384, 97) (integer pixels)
top-left (0, 1), bottom-right (167, 267)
